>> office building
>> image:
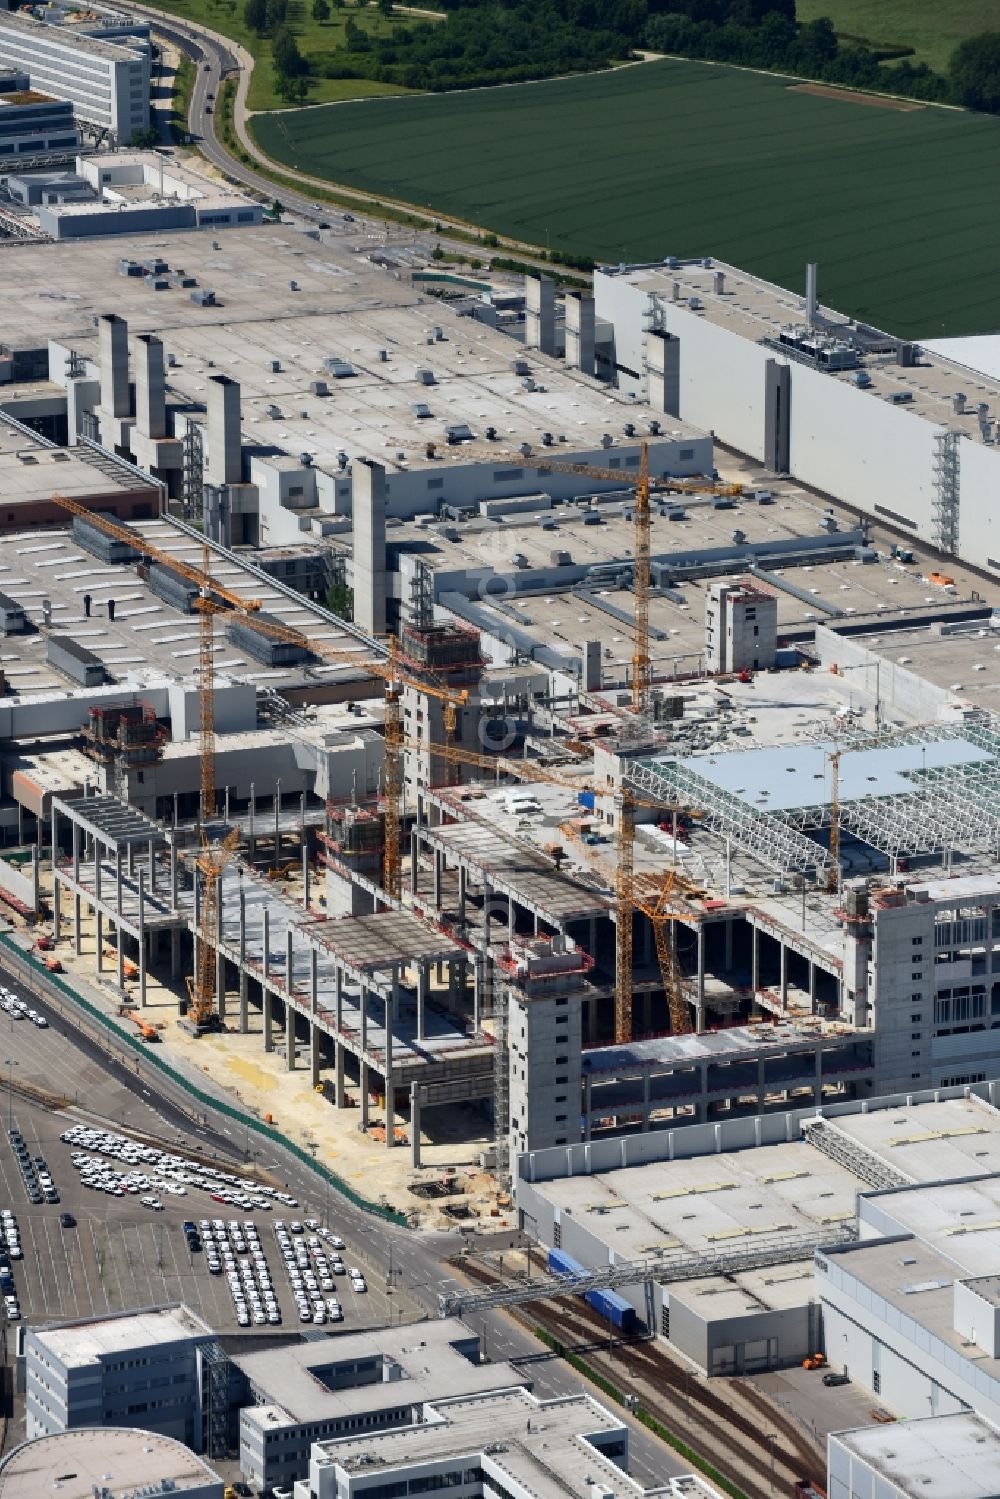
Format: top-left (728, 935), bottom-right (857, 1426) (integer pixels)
top-left (0, 11), bottom-right (148, 142)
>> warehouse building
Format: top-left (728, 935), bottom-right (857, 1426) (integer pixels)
top-left (514, 1084), bottom-right (1000, 1377)
top-left (828, 1412), bottom-right (1000, 1499)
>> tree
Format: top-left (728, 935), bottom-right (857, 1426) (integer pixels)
top-left (265, 0), bottom-right (288, 30)
top-left (950, 32), bottom-right (1000, 113)
top-left (377, 0), bottom-right (393, 15)
top-left (244, 0), bottom-right (268, 31)
top-left (312, 0), bottom-right (330, 18)
top-left (130, 126), bottom-right (159, 148)
top-left (272, 23), bottom-right (305, 74)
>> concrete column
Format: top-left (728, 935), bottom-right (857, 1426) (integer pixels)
top-left (274, 781), bottom-right (282, 865)
top-left (286, 1000), bottom-right (295, 1071)
top-left (814, 1045), bottom-right (823, 1104)
top-left (74, 893), bottom-right (82, 956)
top-left (206, 374), bottom-right (242, 486)
top-left (361, 983), bottom-right (368, 1053)
top-left (780, 942), bottom-right (788, 1008)
top-left (115, 846), bottom-right (124, 989)
top-left (410, 1082), bottom-right (421, 1169)
top-left (473, 955), bottom-right (484, 1033)
top-left (352, 458), bottom-right (387, 636)
top-left (138, 869), bottom-right (146, 1008)
top-left (584, 1074), bottom-right (593, 1142)
top-left (302, 841), bottom-right (310, 909)
top-left (433, 848), bottom-right (443, 910)
top-left (564, 292), bottom-right (595, 375)
top-left (239, 885), bottom-right (248, 1032)
top-left (310, 947), bottom-right (318, 1016)
top-left (809, 961), bottom-right (817, 1006)
top-left (310, 1022), bottom-right (321, 1087)
top-left (148, 838), bottom-right (156, 894)
top-left (410, 829), bottom-right (419, 897)
top-left (99, 313), bottom-right (130, 419)
top-left (216, 879), bottom-right (226, 1022)
top-left (751, 924), bottom-right (759, 992)
top-left (458, 864), bottom-right (467, 924)
top-left (416, 959), bottom-right (427, 1041)
top-left (52, 857), bottom-right (61, 941)
top-left (508, 894), bottom-right (515, 943)
top-left (696, 923), bottom-right (706, 1031)
top-left (525, 274), bottom-right (555, 354)
top-left (262, 907), bottom-right (270, 979)
top-left (335, 1042), bottom-right (345, 1108)
top-left (263, 989), bottom-right (273, 1053)
top-left (96, 909), bottom-right (103, 973)
top-left (360, 1060), bottom-right (369, 1127)
top-left (335, 966), bottom-right (343, 1036)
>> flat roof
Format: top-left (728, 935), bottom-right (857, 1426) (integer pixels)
top-left (832, 1413), bottom-right (1000, 1499)
top-left (307, 909), bottom-right (465, 971)
top-left (0, 9), bottom-right (142, 61)
top-left (31, 1303), bottom-right (212, 1366)
top-left (0, 1427), bottom-right (220, 1497)
top-left (536, 1135), bottom-right (858, 1301)
top-left (605, 259), bottom-right (1000, 434)
top-left (829, 1096), bottom-right (1000, 1185)
top-left (667, 735), bottom-right (992, 815)
top-left (0, 225), bottom-right (701, 476)
top-left (322, 1387), bottom-right (646, 1499)
top-left (0, 517), bottom-right (376, 697)
top-left (234, 1320), bottom-right (522, 1426)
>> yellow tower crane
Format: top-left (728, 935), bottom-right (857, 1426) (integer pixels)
top-left (394, 735), bottom-right (701, 1041)
top-left (457, 439), bottom-right (742, 715)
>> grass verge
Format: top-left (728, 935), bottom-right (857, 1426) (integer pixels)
top-left (534, 1327), bottom-right (750, 1499)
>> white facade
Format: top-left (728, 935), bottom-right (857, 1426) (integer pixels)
top-left (594, 262), bottom-right (1000, 576)
top-left (0, 12), bottom-right (148, 141)
top-left (704, 578), bottom-right (778, 674)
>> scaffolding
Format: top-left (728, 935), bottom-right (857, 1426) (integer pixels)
top-left (438, 1224), bottom-right (856, 1316)
top-left (200, 1340), bottom-right (231, 1461)
top-left (182, 421), bottom-right (204, 523)
top-left (802, 1117), bottom-right (914, 1190)
top-left (932, 429), bottom-right (961, 557)
top-left (80, 701), bottom-right (166, 799)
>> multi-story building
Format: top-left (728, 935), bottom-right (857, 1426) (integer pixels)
top-left (704, 577), bottom-right (778, 674)
top-left (297, 1386), bottom-right (728, 1499)
top-left (0, 76), bottom-right (79, 161)
top-left (0, 11), bottom-right (148, 142)
top-left (25, 1304), bottom-right (215, 1446)
top-left (0, 1426), bottom-right (224, 1499)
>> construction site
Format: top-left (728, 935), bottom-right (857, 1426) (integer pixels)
top-left (0, 223), bottom-right (995, 1226)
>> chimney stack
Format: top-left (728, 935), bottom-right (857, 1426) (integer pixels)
top-left (134, 333), bottom-right (166, 440)
top-left (99, 313), bottom-right (129, 418)
top-left (206, 374), bottom-right (242, 486)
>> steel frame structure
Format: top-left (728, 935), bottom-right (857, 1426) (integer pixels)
top-left (803, 1118), bottom-right (913, 1191)
top-left (438, 1225), bottom-right (856, 1317)
top-left (627, 760), bottom-right (832, 880)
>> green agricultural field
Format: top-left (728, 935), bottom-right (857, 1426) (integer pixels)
top-left (795, 0), bottom-right (995, 75)
top-left (152, 0), bottom-right (425, 109)
top-left (253, 58), bottom-right (1000, 337)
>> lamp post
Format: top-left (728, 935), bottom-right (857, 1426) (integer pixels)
top-left (5, 1058), bottom-right (18, 1133)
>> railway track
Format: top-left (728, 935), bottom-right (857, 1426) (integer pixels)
top-left (455, 1255), bottom-right (825, 1498)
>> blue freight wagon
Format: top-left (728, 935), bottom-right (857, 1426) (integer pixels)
top-left (548, 1246), bottom-right (637, 1333)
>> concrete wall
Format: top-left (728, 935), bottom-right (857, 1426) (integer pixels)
top-left (813, 627), bottom-right (958, 723)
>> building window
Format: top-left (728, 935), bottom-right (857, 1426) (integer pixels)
top-left (661, 1305), bottom-right (670, 1338)
top-left (555, 1075), bottom-right (568, 1084)
top-left (872, 1370), bottom-right (881, 1395)
top-left (911, 1013), bottom-right (922, 1022)
top-left (911, 1033), bottom-right (921, 1041)
top-left (552, 1222), bottom-right (561, 1248)
top-left (912, 972), bottom-right (922, 982)
top-left (912, 936), bottom-right (923, 945)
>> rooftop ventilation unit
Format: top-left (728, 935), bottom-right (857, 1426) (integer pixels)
top-left (416, 367), bottom-right (435, 386)
top-left (324, 357), bottom-right (356, 379)
top-left (445, 423), bottom-right (473, 444)
top-left (411, 402), bottom-right (432, 419)
top-left (310, 379), bottom-right (329, 397)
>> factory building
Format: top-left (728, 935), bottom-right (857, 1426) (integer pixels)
top-left (828, 1412), bottom-right (1000, 1499)
top-left (0, 78), bottom-right (79, 162)
top-left (594, 257), bottom-right (1000, 577)
top-left (0, 11), bottom-right (149, 142)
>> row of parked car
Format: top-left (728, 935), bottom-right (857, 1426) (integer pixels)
top-left (9, 1128), bottom-right (57, 1206)
top-left (201, 1218), bottom-right (282, 1328)
top-left (274, 1219), bottom-right (364, 1325)
top-left (59, 1124), bottom-right (300, 1211)
top-left (0, 1209), bottom-right (21, 1320)
top-left (0, 987), bottom-right (47, 1029)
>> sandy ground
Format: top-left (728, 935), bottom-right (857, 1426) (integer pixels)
top-left (788, 82), bottom-right (924, 110)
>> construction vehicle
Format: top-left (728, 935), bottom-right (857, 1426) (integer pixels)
top-left (459, 440), bottom-right (742, 716)
top-left (120, 1009), bottom-right (160, 1042)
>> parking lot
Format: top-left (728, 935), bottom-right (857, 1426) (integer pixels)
top-left (0, 974), bottom-right (405, 1337)
top-left (0, 1101), bottom-right (402, 1333)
